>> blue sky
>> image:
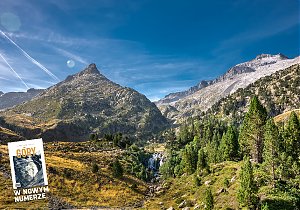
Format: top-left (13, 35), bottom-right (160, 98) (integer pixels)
top-left (0, 0), bottom-right (299, 101)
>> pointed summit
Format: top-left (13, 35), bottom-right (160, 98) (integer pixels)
top-left (80, 63), bottom-right (100, 76)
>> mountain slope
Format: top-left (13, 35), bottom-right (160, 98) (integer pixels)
top-left (208, 64), bottom-right (300, 122)
top-left (0, 88), bottom-right (43, 110)
top-left (156, 54), bottom-right (300, 122)
top-left (0, 64), bottom-right (168, 141)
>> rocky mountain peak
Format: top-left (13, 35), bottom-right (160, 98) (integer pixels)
top-left (2, 64), bottom-right (169, 141)
top-left (254, 53), bottom-right (288, 61)
top-left (62, 63), bottom-right (107, 85)
top-left (79, 63), bottom-right (100, 76)
top-left (0, 91), bottom-right (3, 96)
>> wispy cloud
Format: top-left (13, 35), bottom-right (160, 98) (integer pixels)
top-left (0, 53), bottom-right (29, 89)
top-left (0, 76), bottom-right (11, 81)
top-left (0, 30), bottom-right (60, 81)
top-left (53, 47), bottom-right (89, 64)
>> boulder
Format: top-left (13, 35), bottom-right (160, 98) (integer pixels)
top-left (204, 180), bottom-right (211, 186)
top-left (178, 200), bottom-right (187, 208)
top-left (217, 188), bottom-right (225, 195)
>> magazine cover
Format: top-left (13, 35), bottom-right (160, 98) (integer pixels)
top-left (8, 139), bottom-right (48, 190)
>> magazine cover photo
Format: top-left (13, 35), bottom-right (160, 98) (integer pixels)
top-left (8, 139), bottom-right (48, 189)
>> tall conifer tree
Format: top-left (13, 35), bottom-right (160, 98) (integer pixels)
top-left (220, 125), bottom-right (239, 161)
top-left (238, 156), bottom-right (257, 209)
top-left (263, 118), bottom-right (280, 185)
top-left (239, 96), bottom-right (267, 163)
top-left (284, 111), bottom-right (300, 160)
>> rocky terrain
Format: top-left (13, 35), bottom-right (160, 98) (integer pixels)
top-left (0, 88), bottom-right (43, 110)
top-left (156, 54), bottom-right (300, 123)
top-left (0, 64), bottom-right (168, 141)
top-left (208, 63), bottom-right (300, 122)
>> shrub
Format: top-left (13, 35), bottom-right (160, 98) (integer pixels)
top-left (112, 159), bottom-right (123, 178)
top-left (92, 162), bottom-right (99, 173)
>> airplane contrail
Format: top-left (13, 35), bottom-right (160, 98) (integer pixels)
top-left (0, 53), bottom-right (30, 89)
top-left (0, 30), bottom-right (60, 81)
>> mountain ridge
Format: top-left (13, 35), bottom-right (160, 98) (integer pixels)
top-left (156, 54), bottom-right (299, 122)
top-left (0, 64), bottom-right (168, 141)
top-left (156, 53), bottom-right (290, 106)
top-left (0, 88), bottom-right (44, 110)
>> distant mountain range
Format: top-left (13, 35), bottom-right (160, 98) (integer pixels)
top-left (0, 64), bottom-right (168, 141)
top-left (156, 53), bottom-right (300, 123)
top-left (0, 88), bottom-right (43, 110)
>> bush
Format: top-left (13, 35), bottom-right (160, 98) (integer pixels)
top-left (112, 159), bottom-right (123, 178)
top-left (92, 162), bottom-right (99, 173)
top-left (48, 166), bottom-right (57, 174)
top-left (63, 168), bottom-right (72, 179)
top-left (223, 177), bottom-right (230, 188)
top-left (130, 183), bottom-right (137, 190)
top-left (194, 175), bottom-right (201, 187)
top-left (204, 188), bottom-right (214, 210)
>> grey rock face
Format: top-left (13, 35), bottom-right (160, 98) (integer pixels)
top-left (156, 54), bottom-right (299, 123)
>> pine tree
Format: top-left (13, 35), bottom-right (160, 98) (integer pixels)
top-left (204, 124), bottom-right (213, 144)
top-left (160, 150), bottom-right (177, 178)
top-left (181, 143), bottom-right (198, 174)
top-left (239, 96), bottom-right (267, 163)
top-left (284, 111), bottom-right (300, 160)
top-left (220, 125), bottom-right (239, 161)
top-left (192, 135), bottom-right (201, 151)
top-left (237, 156), bottom-right (257, 209)
top-left (206, 140), bottom-right (219, 164)
top-left (197, 148), bottom-right (208, 173)
top-left (263, 118), bottom-right (280, 185)
top-left (179, 124), bottom-right (191, 145)
top-left (204, 187), bottom-right (214, 210)
top-left (112, 159), bottom-right (123, 178)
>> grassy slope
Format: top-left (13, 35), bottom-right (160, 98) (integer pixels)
top-left (144, 161), bottom-right (240, 209)
top-left (0, 142), bottom-right (148, 209)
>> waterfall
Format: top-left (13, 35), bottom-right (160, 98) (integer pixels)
top-left (147, 153), bottom-right (165, 177)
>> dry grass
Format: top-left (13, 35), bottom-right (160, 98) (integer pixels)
top-left (0, 143), bottom-right (148, 209)
top-left (46, 155), bottom-right (86, 171)
top-left (274, 109), bottom-right (300, 123)
top-left (0, 127), bottom-right (19, 137)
